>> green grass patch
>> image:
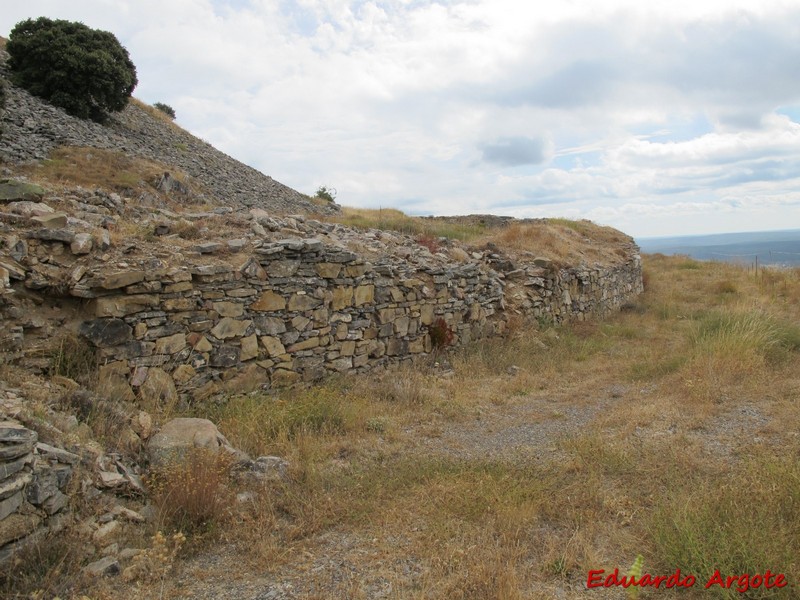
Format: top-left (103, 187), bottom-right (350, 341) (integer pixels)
top-left (650, 455), bottom-right (800, 599)
top-left (198, 386), bottom-right (354, 456)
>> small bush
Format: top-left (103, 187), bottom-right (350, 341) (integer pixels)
top-left (49, 334), bottom-right (96, 383)
top-left (148, 448), bottom-right (234, 534)
top-left (416, 234), bottom-right (440, 253)
top-left (153, 102), bottom-right (176, 119)
top-left (429, 317), bottom-right (455, 350)
top-left (314, 185), bottom-right (337, 202)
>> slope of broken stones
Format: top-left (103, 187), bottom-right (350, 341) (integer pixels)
top-left (0, 48), bottom-right (337, 216)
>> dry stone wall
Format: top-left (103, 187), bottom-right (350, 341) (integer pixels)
top-left (2, 210), bottom-right (642, 403)
top-left (0, 417), bottom-right (77, 564)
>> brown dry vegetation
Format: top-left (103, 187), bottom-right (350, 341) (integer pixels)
top-left (483, 218), bottom-right (634, 266)
top-left (18, 146), bottom-right (191, 197)
top-left (328, 207), bottom-right (635, 266)
top-left (5, 256), bottom-right (800, 599)
top-left (111, 257), bottom-right (800, 598)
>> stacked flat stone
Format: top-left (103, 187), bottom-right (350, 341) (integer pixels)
top-left (0, 421), bottom-right (77, 564)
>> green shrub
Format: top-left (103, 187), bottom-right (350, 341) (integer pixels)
top-left (7, 17), bottom-right (137, 122)
top-left (153, 102), bottom-right (176, 119)
top-left (315, 185), bottom-right (337, 202)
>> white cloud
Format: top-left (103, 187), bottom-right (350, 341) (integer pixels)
top-left (2, 1), bottom-right (800, 236)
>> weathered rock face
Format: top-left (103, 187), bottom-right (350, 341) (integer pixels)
top-left (0, 50), bottom-right (335, 217)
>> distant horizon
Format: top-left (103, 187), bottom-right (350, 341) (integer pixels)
top-left (635, 226), bottom-right (800, 241)
top-left (636, 227), bottom-right (800, 266)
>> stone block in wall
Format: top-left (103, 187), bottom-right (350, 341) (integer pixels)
top-left (79, 318), bottom-right (133, 348)
top-left (210, 345), bottom-right (240, 368)
top-left (1, 470), bottom-right (32, 503)
top-left (291, 316), bottom-right (310, 331)
top-left (154, 333), bottom-right (187, 355)
top-left (272, 369), bottom-right (301, 387)
top-left (241, 335), bottom-right (259, 361)
top-left (251, 290), bottom-right (286, 311)
top-left (331, 286), bottom-right (353, 311)
top-left (163, 298), bottom-right (197, 312)
top-left (25, 464), bottom-right (57, 505)
top-left (377, 308), bottom-right (395, 324)
top-left (386, 338), bottom-right (407, 356)
top-left (193, 336), bottom-right (213, 352)
top-left (139, 367), bottom-right (178, 410)
top-left (345, 264), bottom-right (368, 277)
top-left (164, 281), bottom-right (193, 293)
top-left (0, 491), bottom-right (24, 521)
top-left (254, 316), bottom-right (286, 336)
top-left (95, 295), bottom-right (159, 317)
top-left (327, 357), bottom-right (352, 372)
top-left (260, 336), bottom-right (286, 358)
top-left (420, 305), bottom-right (435, 325)
top-left (101, 271), bottom-right (146, 290)
top-left (97, 361), bottom-right (133, 405)
top-left (354, 284), bottom-right (374, 306)
top-left (287, 337), bottom-right (320, 353)
top-left (0, 513), bottom-right (41, 547)
top-left (211, 318), bottom-right (253, 340)
top-left (315, 263), bottom-right (342, 278)
top-left (0, 422), bottom-right (38, 459)
top-left (408, 337), bottom-right (426, 354)
top-left (222, 364), bottom-right (268, 394)
top-left (0, 455), bottom-right (32, 480)
top-left (288, 293), bottom-right (321, 311)
top-left (172, 364), bottom-right (196, 384)
top-left (394, 316), bottom-right (410, 336)
top-left (267, 260), bottom-right (300, 277)
top-left (213, 301), bottom-right (244, 318)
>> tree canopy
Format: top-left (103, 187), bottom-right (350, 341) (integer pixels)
top-left (7, 17), bottom-right (137, 122)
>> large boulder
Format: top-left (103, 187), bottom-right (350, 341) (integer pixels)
top-left (146, 418), bottom-right (246, 468)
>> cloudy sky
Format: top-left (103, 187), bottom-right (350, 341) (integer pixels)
top-left (3, 1), bottom-right (800, 237)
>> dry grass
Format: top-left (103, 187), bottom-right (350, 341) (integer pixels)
top-left (483, 219), bottom-right (634, 266)
top-left (328, 207), bottom-right (636, 266)
top-left (20, 146), bottom-right (168, 192)
top-left (147, 447), bottom-right (236, 536)
top-left (15, 255), bottom-right (800, 599)
top-left (326, 206), bottom-right (488, 242)
top-left (129, 97), bottom-right (185, 130)
top-left (16, 146), bottom-right (217, 214)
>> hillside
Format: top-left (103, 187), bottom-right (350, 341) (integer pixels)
top-left (0, 46), bottom-right (335, 216)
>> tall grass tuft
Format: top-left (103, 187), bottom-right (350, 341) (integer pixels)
top-left (148, 448), bottom-right (234, 535)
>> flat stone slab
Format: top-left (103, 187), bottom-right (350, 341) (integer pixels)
top-left (0, 180), bottom-right (46, 202)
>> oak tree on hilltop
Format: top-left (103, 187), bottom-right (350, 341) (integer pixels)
top-left (7, 17), bottom-right (137, 122)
